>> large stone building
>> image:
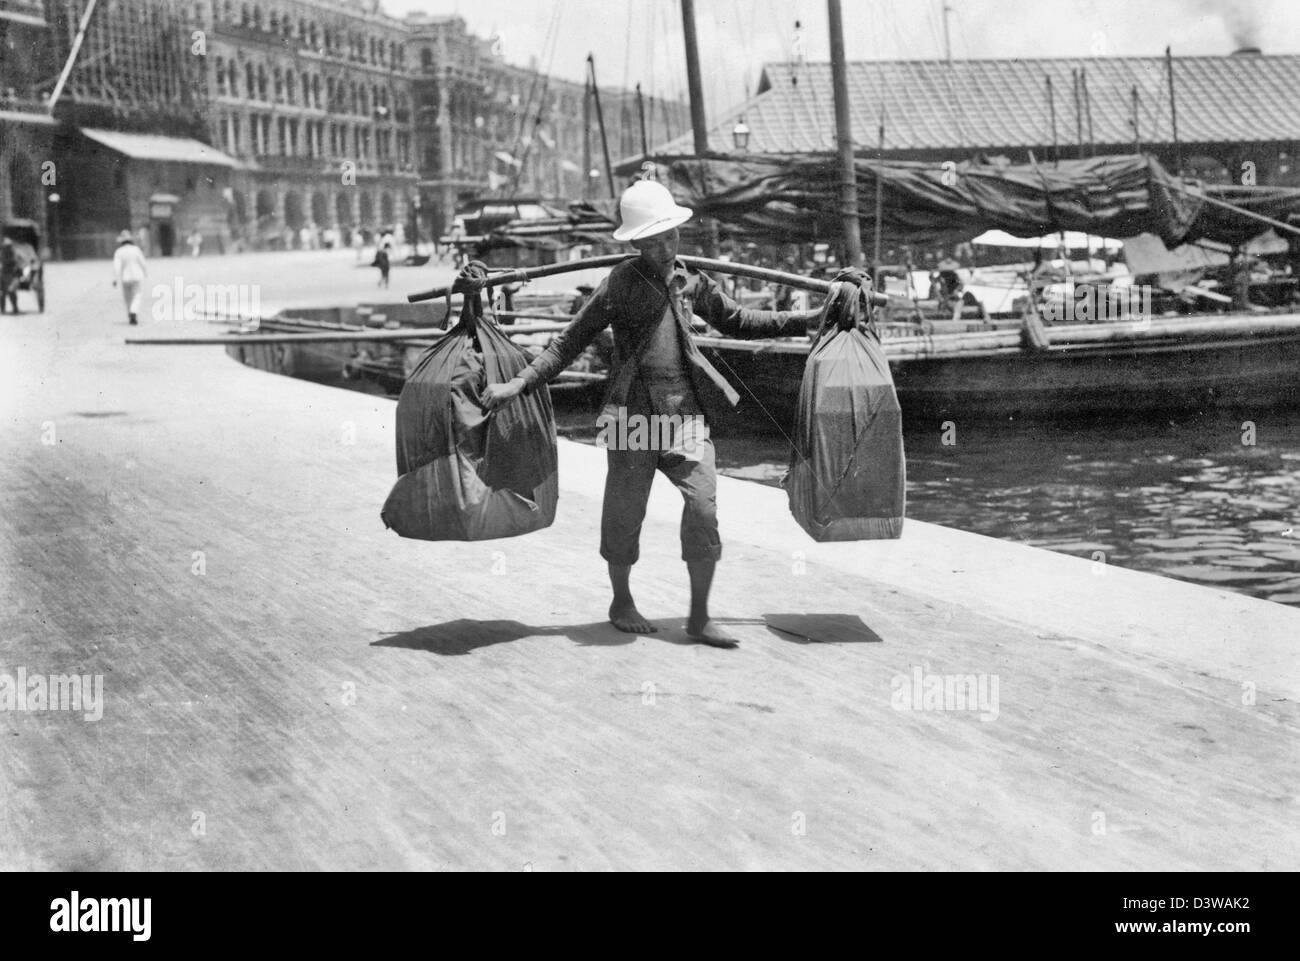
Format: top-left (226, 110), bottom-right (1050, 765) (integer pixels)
top-left (38, 0), bottom-right (232, 258)
top-left (200, 0), bottom-right (418, 250)
top-left (1, 0), bottom-right (690, 258)
top-left (1, 0), bottom-right (58, 244)
top-left (404, 13), bottom-right (689, 240)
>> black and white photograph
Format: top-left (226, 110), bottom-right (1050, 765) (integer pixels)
top-left (0, 0), bottom-right (1296, 906)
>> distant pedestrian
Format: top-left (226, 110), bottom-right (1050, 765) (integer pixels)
top-left (112, 230), bottom-right (147, 325)
top-left (372, 244), bottom-right (390, 288)
top-left (0, 238), bottom-right (21, 314)
top-left (187, 229), bottom-right (203, 257)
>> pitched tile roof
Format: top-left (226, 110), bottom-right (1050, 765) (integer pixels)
top-left (651, 55), bottom-right (1300, 157)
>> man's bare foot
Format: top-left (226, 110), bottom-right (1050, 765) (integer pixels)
top-left (610, 600), bottom-right (657, 634)
top-left (685, 618), bottom-right (738, 648)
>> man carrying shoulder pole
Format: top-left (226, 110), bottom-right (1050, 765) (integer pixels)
top-left (483, 180), bottom-right (821, 647)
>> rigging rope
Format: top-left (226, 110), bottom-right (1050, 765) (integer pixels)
top-left (506, 2), bottom-right (563, 195)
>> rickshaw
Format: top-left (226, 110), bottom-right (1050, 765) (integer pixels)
top-left (1, 219), bottom-right (45, 313)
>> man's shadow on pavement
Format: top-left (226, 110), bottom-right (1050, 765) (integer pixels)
top-left (373, 617), bottom-right (695, 655)
top-left (373, 613), bottom-right (882, 655)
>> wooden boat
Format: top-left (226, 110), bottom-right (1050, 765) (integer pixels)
top-left (702, 312), bottom-right (1300, 422)
top-left (227, 297), bottom-right (1300, 422)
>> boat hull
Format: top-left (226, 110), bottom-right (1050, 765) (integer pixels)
top-left (229, 312), bottom-right (1300, 423)
top-left (703, 323), bottom-right (1300, 423)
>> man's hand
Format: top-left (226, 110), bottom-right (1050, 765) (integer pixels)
top-left (481, 376), bottom-right (526, 411)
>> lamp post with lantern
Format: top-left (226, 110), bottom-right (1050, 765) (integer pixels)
top-left (731, 118), bottom-right (750, 152)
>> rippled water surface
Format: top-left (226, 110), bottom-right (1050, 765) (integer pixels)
top-left (559, 407), bottom-right (1300, 607)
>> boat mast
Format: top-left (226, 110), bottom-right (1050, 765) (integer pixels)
top-left (582, 75), bottom-right (592, 201)
top-left (679, 0), bottom-right (717, 255)
top-left (1081, 67), bottom-right (1094, 157)
top-left (1046, 75), bottom-right (1059, 164)
top-left (1131, 85), bottom-right (1142, 154)
top-left (1072, 68), bottom-right (1083, 159)
top-left (587, 54), bottom-right (617, 200)
top-left (1165, 46), bottom-right (1181, 175)
top-left (636, 83), bottom-right (650, 158)
top-left (828, 0), bottom-right (863, 266)
top-left (680, 0), bottom-right (709, 155)
top-left (874, 107), bottom-right (884, 274)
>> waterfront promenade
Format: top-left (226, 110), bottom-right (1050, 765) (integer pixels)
top-left (2, 253), bottom-right (1297, 871)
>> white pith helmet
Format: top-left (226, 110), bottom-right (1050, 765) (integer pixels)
top-left (611, 180), bottom-right (694, 242)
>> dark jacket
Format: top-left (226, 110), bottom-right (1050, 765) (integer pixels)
top-left (518, 258), bottom-right (817, 423)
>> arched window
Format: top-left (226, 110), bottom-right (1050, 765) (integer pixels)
top-left (228, 61), bottom-right (238, 97)
top-left (257, 64), bottom-right (267, 100)
top-left (215, 56), bottom-right (225, 93)
top-left (285, 69), bottom-right (295, 105)
top-left (246, 62), bottom-right (255, 98)
top-left (251, 6), bottom-right (261, 30)
top-left (268, 11), bottom-right (277, 33)
top-left (241, 4), bottom-right (250, 27)
top-left (311, 75), bottom-right (320, 108)
top-left (421, 47), bottom-right (432, 71)
top-left (272, 67), bottom-right (282, 102)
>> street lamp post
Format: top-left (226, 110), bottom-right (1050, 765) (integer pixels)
top-left (732, 119), bottom-right (750, 151)
top-left (47, 192), bottom-right (61, 261)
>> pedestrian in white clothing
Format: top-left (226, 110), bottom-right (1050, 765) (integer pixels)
top-left (112, 229), bottom-right (147, 325)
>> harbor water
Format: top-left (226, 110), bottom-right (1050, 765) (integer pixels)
top-left (558, 406), bottom-right (1300, 608)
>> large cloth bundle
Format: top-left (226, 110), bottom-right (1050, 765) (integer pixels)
top-left (381, 285), bottom-right (558, 540)
top-left (784, 272), bottom-right (906, 540)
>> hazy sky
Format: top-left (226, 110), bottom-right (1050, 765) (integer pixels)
top-left (380, 0), bottom-right (1299, 116)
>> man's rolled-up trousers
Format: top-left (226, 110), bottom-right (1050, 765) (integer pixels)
top-left (599, 404), bottom-right (721, 566)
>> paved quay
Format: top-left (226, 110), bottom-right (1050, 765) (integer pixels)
top-left (2, 253), bottom-right (1297, 871)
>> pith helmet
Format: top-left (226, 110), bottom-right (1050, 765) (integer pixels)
top-left (116, 230), bottom-right (135, 244)
top-left (612, 180), bottom-right (693, 242)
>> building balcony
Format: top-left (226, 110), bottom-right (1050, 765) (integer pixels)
top-left (213, 23), bottom-right (284, 47)
top-left (248, 154), bottom-right (418, 180)
top-left (252, 154), bottom-right (333, 175)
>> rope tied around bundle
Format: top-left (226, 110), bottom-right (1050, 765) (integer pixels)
top-left (449, 260), bottom-right (493, 332)
top-left (812, 266), bottom-right (878, 344)
top-left (453, 260), bottom-right (496, 338)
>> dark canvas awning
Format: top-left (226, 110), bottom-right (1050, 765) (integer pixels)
top-left (80, 129), bottom-right (238, 168)
top-left (649, 153), bottom-right (1300, 249)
